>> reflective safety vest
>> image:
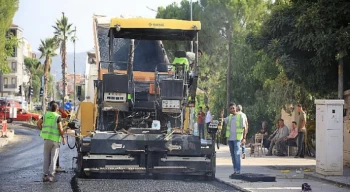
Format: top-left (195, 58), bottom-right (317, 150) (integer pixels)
top-left (225, 114), bottom-right (244, 140)
top-left (172, 57), bottom-right (189, 71)
top-left (40, 112), bottom-right (61, 142)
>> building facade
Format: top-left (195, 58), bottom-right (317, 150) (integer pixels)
top-left (2, 24), bottom-right (30, 97)
top-left (58, 73), bottom-right (85, 97)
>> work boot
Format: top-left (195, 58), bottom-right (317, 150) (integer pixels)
top-left (42, 174), bottom-right (49, 182)
top-left (56, 166), bottom-right (65, 172)
top-left (48, 175), bottom-right (55, 182)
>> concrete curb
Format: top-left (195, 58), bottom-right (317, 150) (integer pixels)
top-left (215, 178), bottom-right (250, 192)
top-left (304, 173), bottom-right (350, 189)
top-left (0, 129), bottom-right (15, 148)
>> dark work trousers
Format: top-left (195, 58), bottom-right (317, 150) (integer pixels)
top-left (198, 124), bottom-right (205, 139)
top-left (296, 132), bottom-right (305, 157)
top-left (263, 139), bottom-right (270, 149)
top-left (56, 156), bottom-right (60, 167)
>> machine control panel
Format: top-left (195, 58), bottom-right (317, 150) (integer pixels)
top-left (104, 92), bottom-right (127, 102)
top-left (162, 100), bottom-right (181, 109)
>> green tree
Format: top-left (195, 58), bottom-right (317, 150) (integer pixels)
top-left (0, 0), bottom-right (18, 73)
top-left (53, 12), bottom-right (76, 100)
top-left (247, 0), bottom-right (350, 97)
top-left (24, 57), bottom-right (55, 103)
top-left (24, 57), bottom-right (42, 102)
top-left (157, 0), bottom-right (275, 137)
top-left (38, 38), bottom-right (59, 113)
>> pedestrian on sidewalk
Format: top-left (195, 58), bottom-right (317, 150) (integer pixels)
top-left (197, 107), bottom-right (206, 139)
top-left (224, 103), bottom-right (247, 175)
top-left (295, 104), bottom-right (306, 158)
top-left (236, 105), bottom-right (248, 159)
top-left (37, 102), bottom-right (66, 182)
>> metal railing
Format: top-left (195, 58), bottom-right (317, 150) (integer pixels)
top-left (4, 84), bottom-right (16, 89)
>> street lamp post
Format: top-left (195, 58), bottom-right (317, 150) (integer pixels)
top-left (52, 73), bottom-right (56, 101)
top-left (190, 0), bottom-right (193, 52)
top-left (73, 26), bottom-right (76, 109)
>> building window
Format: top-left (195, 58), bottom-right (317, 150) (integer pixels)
top-left (4, 78), bottom-right (8, 85)
top-left (11, 62), bottom-right (16, 72)
top-left (6, 29), bottom-right (16, 38)
top-left (11, 77), bottom-right (16, 85)
top-left (11, 47), bottom-right (17, 57)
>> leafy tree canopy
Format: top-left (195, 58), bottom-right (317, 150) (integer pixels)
top-left (0, 0), bottom-right (18, 73)
top-left (247, 0), bottom-right (350, 94)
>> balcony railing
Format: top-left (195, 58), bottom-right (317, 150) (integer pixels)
top-left (4, 84), bottom-right (16, 89)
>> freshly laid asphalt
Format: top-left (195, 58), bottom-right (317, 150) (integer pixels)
top-left (0, 124), bottom-right (239, 192)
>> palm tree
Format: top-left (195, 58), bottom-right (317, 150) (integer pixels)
top-left (53, 12), bottom-right (75, 101)
top-left (38, 38), bottom-right (58, 114)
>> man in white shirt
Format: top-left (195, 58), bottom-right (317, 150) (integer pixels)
top-left (205, 106), bottom-right (212, 129)
top-left (237, 105), bottom-right (248, 159)
top-left (224, 103), bottom-right (247, 175)
top-left (205, 105), bottom-right (213, 140)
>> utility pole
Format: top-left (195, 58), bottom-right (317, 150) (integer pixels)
top-left (338, 50), bottom-right (345, 99)
top-left (190, 0), bottom-right (193, 52)
top-left (0, 71), bottom-right (3, 97)
top-left (73, 26), bottom-right (76, 108)
top-left (226, 30), bottom-right (232, 115)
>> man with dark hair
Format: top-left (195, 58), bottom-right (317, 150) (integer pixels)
top-left (295, 104), bottom-right (306, 158)
top-left (48, 101), bottom-right (64, 172)
top-left (197, 107), bottom-right (205, 139)
top-left (205, 106), bottom-right (212, 129)
top-left (198, 49), bottom-right (203, 57)
top-left (37, 102), bottom-right (66, 182)
top-left (224, 103), bottom-right (247, 175)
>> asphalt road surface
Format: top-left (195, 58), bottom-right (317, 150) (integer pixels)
top-left (0, 125), bottom-right (238, 192)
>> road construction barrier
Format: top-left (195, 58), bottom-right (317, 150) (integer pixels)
top-left (1, 120), bottom-right (7, 137)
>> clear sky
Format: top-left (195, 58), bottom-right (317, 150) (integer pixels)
top-left (13, 0), bottom-right (183, 53)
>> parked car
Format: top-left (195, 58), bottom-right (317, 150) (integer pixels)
top-left (35, 105), bottom-right (42, 111)
top-left (0, 108), bottom-right (41, 123)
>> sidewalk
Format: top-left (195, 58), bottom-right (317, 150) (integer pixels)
top-left (0, 125), bottom-right (15, 148)
top-left (216, 145), bottom-right (350, 192)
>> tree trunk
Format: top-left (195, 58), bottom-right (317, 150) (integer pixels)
top-left (226, 31), bottom-right (232, 115)
top-left (61, 41), bottom-right (67, 101)
top-left (338, 50), bottom-right (344, 99)
top-left (42, 56), bottom-right (50, 114)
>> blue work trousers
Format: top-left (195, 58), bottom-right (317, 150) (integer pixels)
top-left (198, 124), bottom-right (205, 139)
top-left (241, 144), bottom-right (246, 154)
top-left (228, 140), bottom-right (241, 172)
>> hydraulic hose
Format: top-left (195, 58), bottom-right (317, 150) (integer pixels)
top-left (66, 129), bottom-right (77, 149)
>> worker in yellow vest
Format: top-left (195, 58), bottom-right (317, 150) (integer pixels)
top-left (172, 51), bottom-right (190, 77)
top-left (224, 103), bottom-right (248, 175)
top-left (37, 102), bottom-right (66, 182)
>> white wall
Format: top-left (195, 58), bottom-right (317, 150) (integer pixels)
top-left (84, 54), bottom-right (98, 103)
